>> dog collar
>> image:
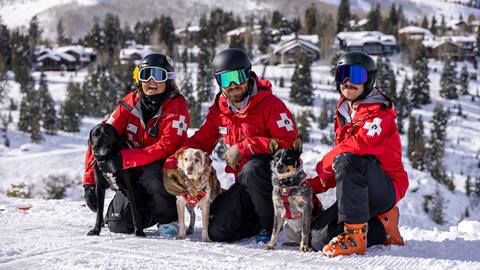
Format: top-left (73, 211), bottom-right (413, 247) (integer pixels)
top-left (274, 170), bottom-right (307, 187)
top-left (182, 191), bottom-right (206, 206)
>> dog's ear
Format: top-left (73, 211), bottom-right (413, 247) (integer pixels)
top-left (269, 139), bottom-right (279, 153)
top-left (204, 152), bottom-right (212, 167)
top-left (292, 136), bottom-right (303, 153)
top-left (176, 149), bottom-right (185, 160)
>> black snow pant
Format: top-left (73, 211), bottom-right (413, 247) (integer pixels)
top-left (104, 159), bottom-right (178, 234)
top-left (208, 154), bottom-right (274, 242)
top-left (311, 153), bottom-right (396, 251)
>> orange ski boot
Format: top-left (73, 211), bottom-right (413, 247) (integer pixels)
top-left (377, 205), bottom-right (404, 246)
top-left (322, 223), bottom-right (368, 257)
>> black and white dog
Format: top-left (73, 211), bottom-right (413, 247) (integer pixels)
top-left (266, 137), bottom-right (322, 252)
top-left (87, 123), bottom-right (145, 237)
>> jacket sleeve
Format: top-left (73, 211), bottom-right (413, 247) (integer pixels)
top-left (121, 100), bottom-right (190, 169)
top-left (236, 98), bottom-right (298, 159)
top-left (82, 104), bottom-right (129, 185)
top-left (306, 160), bottom-right (336, 193)
top-left (322, 111), bottom-right (395, 172)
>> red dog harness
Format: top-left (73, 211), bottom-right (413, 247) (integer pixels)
top-left (182, 191), bottom-right (206, 206)
top-left (279, 186), bottom-right (321, 220)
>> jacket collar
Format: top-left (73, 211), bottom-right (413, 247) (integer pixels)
top-left (120, 90), bottom-right (175, 128)
top-left (337, 87), bottom-right (393, 121)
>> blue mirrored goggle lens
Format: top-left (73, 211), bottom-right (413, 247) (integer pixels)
top-left (335, 65), bottom-right (368, 84)
top-left (215, 69), bottom-right (248, 89)
top-left (139, 67), bottom-right (169, 82)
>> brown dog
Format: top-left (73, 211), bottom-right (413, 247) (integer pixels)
top-left (167, 148), bottom-right (222, 242)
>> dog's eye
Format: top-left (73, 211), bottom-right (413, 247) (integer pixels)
top-left (194, 158), bottom-right (200, 163)
top-left (184, 158), bottom-right (188, 161)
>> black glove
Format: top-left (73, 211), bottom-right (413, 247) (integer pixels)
top-left (84, 184), bottom-right (97, 212)
top-left (96, 152), bottom-right (123, 174)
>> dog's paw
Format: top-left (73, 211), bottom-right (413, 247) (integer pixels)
top-left (299, 243), bottom-right (310, 252)
top-left (87, 229), bottom-right (100, 236)
top-left (201, 235), bottom-right (212, 243)
top-left (135, 230), bottom-right (146, 237)
top-left (175, 235), bottom-right (186, 240)
top-left (265, 243), bottom-right (275, 250)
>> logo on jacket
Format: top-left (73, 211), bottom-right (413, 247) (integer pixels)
top-left (276, 113), bottom-right (294, 132)
top-left (363, 117), bottom-right (382, 137)
top-left (172, 115), bottom-right (187, 135)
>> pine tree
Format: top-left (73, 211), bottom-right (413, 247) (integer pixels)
top-left (271, 11), bottom-right (284, 29)
top-left (365, 4), bottom-right (382, 31)
top-left (38, 73), bottom-right (57, 135)
top-left (428, 103), bottom-right (450, 183)
top-left (305, 3), bottom-right (318, 34)
top-left (439, 57), bottom-right (458, 99)
top-left (0, 22), bottom-right (11, 71)
top-left (56, 18), bottom-right (66, 46)
top-left (382, 4), bottom-right (398, 35)
top-left (411, 116), bottom-right (427, 170)
top-left (336, 0), bottom-right (351, 33)
top-left (258, 18), bottom-right (273, 54)
top-left (459, 65), bottom-right (469, 95)
top-left (10, 30), bottom-right (34, 90)
top-left (290, 53), bottom-right (313, 106)
top-left (376, 56), bottom-right (397, 100)
top-left (229, 34), bottom-right (246, 52)
top-left (410, 54), bottom-right (431, 107)
top-left (158, 15), bottom-right (176, 56)
top-left (188, 97), bottom-right (202, 128)
top-left (84, 18), bottom-right (104, 52)
top-left (318, 98), bottom-right (329, 130)
top-left (61, 81), bottom-right (82, 132)
top-left (465, 175), bottom-right (471, 196)
top-left (134, 21), bottom-right (152, 45)
top-left (430, 187), bottom-right (445, 225)
top-left (28, 16), bottom-right (42, 52)
top-left (196, 39), bottom-right (214, 103)
top-left (279, 76), bottom-right (284, 87)
top-left (181, 67), bottom-right (194, 101)
top-left (396, 77), bottom-right (411, 134)
top-left (407, 115), bottom-right (416, 160)
top-left (103, 13), bottom-right (122, 60)
top-left (30, 111), bottom-right (43, 143)
top-left (296, 112), bottom-right (311, 142)
top-left (430, 15), bottom-right (438, 35)
top-left (474, 176), bottom-right (480, 197)
top-left (421, 15), bottom-right (429, 29)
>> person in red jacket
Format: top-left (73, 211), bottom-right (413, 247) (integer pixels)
top-left (163, 48), bottom-right (298, 243)
top-left (83, 53), bottom-right (190, 236)
top-left (307, 52), bottom-right (408, 257)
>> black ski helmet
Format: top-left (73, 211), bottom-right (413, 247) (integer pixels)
top-left (336, 51), bottom-right (377, 100)
top-left (140, 53), bottom-right (175, 72)
top-left (212, 48), bottom-right (251, 74)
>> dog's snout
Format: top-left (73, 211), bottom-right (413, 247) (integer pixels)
top-left (276, 163), bottom-right (286, 171)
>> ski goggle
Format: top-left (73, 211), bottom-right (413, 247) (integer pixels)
top-left (215, 69), bottom-right (249, 89)
top-left (335, 65), bottom-right (368, 85)
top-left (138, 67), bottom-right (175, 83)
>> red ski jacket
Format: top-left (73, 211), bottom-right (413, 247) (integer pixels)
top-left (309, 88), bottom-right (409, 204)
top-left (164, 71), bottom-right (298, 176)
top-left (83, 90), bottom-right (190, 185)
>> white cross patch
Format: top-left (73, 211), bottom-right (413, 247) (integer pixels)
top-left (276, 113), bottom-right (294, 132)
top-left (172, 115), bottom-right (187, 136)
top-left (363, 117), bottom-right (382, 137)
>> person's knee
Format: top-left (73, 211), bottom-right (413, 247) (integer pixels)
top-left (333, 153), bottom-right (370, 175)
top-left (239, 156), bottom-right (272, 189)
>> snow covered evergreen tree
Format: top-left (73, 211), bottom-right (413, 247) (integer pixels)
top-left (439, 57), bottom-right (458, 99)
top-left (411, 116), bottom-right (427, 170)
top-left (410, 55), bottom-right (431, 107)
top-left (290, 53), bottom-right (313, 106)
top-left (296, 112), bottom-right (311, 142)
top-left (318, 98), bottom-right (329, 130)
top-left (60, 81), bottom-right (82, 132)
top-left (407, 115), bottom-right (416, 161)
top-left (336, 0), bottom-right (351, 33)
top-left (430, 187), bottom-right (445, 225)
top-left (38, 73), bottom-right (57, 135)
top-left (196, 40), bottom-right (214, 103)
top-left (459, 65), bottom-right (469, 96)
top-left (365, 3), bottom-right (382, 31)
top-left (305, 3), bottom-right (318, 34)
top-left (396, 76), bottom-right (411, 134)
top-left (376, 56), bottom-right (397, 100)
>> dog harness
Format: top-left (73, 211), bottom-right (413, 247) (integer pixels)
top-left (182, 191), bottom-right (206, 206)
top-left (275, 171), bottom-right (321, 220)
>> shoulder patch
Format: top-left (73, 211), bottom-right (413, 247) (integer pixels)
top-left (363, 117), bottom-right (382, 137)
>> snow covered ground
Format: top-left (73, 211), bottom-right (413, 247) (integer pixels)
top-left (1, 58), bottom-right (480, 269)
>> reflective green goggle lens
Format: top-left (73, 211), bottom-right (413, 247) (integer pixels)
top-left (215, 69), bottom-right (249, 89)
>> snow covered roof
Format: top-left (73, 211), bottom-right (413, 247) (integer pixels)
top-left (336, 31), bottom-right (397, 47)
top-left (174, 25), bottom-right (201, 35)
top-left (56, 45), bottom-right (94, 62)
top-left (272, 37), bottom-right (320, 55)
top-left (119, 45), bottom-right (155, 60)
top-left (226, 25), bottom-right (261, 37)
top-left (280, 34), bottom-right (318, 44)
top-left (422, 35), bottom-right (476, 48)
top-left (399, 26), bottom-right (433, 37)
top-left (37, 51), bottom-right (76, 62)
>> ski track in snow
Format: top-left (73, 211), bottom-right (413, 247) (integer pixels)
top-left (0, 197), bottom-right (480, 270)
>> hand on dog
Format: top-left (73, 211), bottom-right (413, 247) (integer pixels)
top-left (96, 152), bottom-right (123, 174)
top-left (163, 169), bottom-right (187, 196)
top-left (225, 145), bottom-right (241, 170)
top-left (84, 184), bottom-right (97, 212)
